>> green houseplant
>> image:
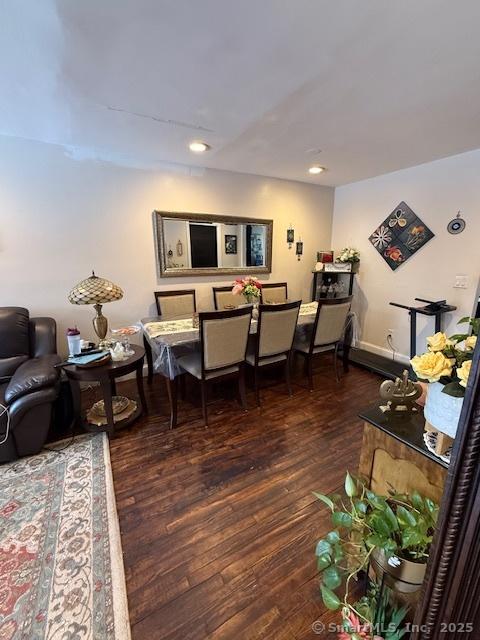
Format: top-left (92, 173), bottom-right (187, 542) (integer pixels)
top-left (314, 473), bottom-right (438, 637)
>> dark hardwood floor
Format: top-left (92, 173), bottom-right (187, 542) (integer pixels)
top-left (100, 358), bottom-right (380, 639)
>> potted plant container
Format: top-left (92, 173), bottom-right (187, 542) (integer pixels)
top-left (314, 472), bottom-right (438, 635)
top-left (411, 317), bottom-right (478, 450)
top-left (371, 548), bottom-right (427, 593)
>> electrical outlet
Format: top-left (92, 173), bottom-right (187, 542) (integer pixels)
top-left (387, 329), bottom-right (395, 339)
top-left (454, 275), bottom-right (468, 289)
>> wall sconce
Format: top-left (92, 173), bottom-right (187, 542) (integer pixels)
top-left (296, 239), bottom-right (303, 261)
top-left (287, 225), bottom-right (294, 249)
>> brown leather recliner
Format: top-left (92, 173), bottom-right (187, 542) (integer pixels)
top-left (0, 307), bottom-right (61, 463)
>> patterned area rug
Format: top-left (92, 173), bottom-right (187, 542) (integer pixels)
top-left (0, 434), bottom-right (130, 639)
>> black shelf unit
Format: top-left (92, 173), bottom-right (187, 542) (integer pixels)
top-left (311, 270), bottom-right (356, 301)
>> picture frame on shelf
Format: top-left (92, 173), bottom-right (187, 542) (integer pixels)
top-left (317, 250), bottom-right (334, 263)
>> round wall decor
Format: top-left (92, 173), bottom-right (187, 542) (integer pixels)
top-left (447, 211), bottom-right (466, 234)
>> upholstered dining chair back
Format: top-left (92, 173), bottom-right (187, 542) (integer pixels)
top-left (314, 298), bottom-right (352, 347)
top-left (155, 290), bottom-right (196, 318)
top-left (261, 283), bottom-right (288, 304)
top-left (212, 286), bottom-right (245, 310)
top-left (257, 301), bottom-right (301, 358)
top-left (201, 307), bottom-right (252, 371)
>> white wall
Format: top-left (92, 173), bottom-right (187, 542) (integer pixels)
top-left (0, 136), bottom-right (333, 354)
top-left (332, 149), bottom-right (480, 361)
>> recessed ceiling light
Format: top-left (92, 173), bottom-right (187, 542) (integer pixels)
top-left (189, 141), bottom-right (210, 153)
top-left (308, 165), bottom-right (326, 175)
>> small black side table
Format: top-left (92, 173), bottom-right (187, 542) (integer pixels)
top-left (390, 298), bottom-right (457, 358)
top-left (63, 344), bottom-right (147, 436)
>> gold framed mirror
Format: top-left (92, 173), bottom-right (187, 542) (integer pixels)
top-left (153, 210), bottom-right (273, 278)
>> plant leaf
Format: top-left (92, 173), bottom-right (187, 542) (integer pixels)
top-left (401, 529), bottom-right (424, 548)
top-left (322, 566), bottom-right (342, 589)
top-left (441, 381), bottom-right (465, 398)
top-left (396, 506), bottom-right (416, 528)
top-left (315, 539), bottom-right (332, 557)
top-left (354, 500), bottom-right (368, 514)
top-left (333, 544), bottom-right (344, 562)
top-left (411, 491), bottom-right (424, 512)
top-left (345, 472), bottom-right (358, 498)
top-left (369, 513), bottom-right (393, 537)
top-left (320, 584), bottom-right (341, 610)
top-left (317, 554), bottom-right (331, 570)
top-left (326, 530), bottom-right (340, 544)
top-left (384, 504), bottom-right (399, 531)
top-left (449, 333), bottom-right (469, 344)
top-left (332, 511), bottom-right (353, 528)
top-left (313, 492), bottom-right (335, 511)
top-left (322, 566), bottom-right (342, 590)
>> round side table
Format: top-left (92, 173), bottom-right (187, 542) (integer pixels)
top-left (63, 344), bottom-right (147, 436)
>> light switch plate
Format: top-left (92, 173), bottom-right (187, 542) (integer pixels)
top-left (454, 275), bottom-right (468, 289)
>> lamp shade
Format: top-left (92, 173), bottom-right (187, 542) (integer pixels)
top-left (68, 271), bottom-right (123, 305)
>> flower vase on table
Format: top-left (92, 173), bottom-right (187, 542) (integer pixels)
top-left (411, 318), bottom-right (477, 458)
top-left (232, 276), bottom-right (262, 319)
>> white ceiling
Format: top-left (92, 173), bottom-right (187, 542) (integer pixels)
top-left (2, 0), bottom-right (480, 186)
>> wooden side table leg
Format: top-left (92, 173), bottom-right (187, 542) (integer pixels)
top-left (144, 335), bottom-right (154, 384)
top-left (136, 362), bottom-right (148, 415)
top-left (69, 378), bottom-right (83, 433)
top-left (100, 377), bottom-right (116, 437)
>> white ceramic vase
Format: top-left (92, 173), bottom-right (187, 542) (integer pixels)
top-left (424, 381), bottom-right (464, 438)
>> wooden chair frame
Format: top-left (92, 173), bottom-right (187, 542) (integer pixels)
top-left (260, 282), bottom-right (288, 304)
top-left (177, 306), bottom-right (252, 426)
top-left (247, 300), bottom-right (301, 405)
top-left (154, 289), bottom-right (197, 316)
top-left (212, 285), bottom-right (238, 310)
top-left (295, 296), bottom-right (352, 390)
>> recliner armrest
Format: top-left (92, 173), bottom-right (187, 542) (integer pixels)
top-left (4, 354), bottom-right (61, 405)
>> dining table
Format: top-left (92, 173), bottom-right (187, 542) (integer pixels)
top-left (141, 301), bottom-right (352, 428)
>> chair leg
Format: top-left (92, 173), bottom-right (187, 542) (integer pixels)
top-left (200, 380), bottom-right (208, 426)
top-left (285, 356), bottom-right (293, 397)
top-left (179, 374), bottom-right (186, 400)
top-left (307, 356), bottom-right (314, 392)
top-left (165, 376), bottom-right (178, 429)
top-left (334, 342), bottom-right (340, 383)
top-left (238, 366), bottom-right (248, 411)
top-left (254, 368), bottom-right (261, 407)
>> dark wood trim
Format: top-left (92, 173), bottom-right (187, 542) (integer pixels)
top-left (413, 344), bottom-right (480, 638)
top-left (260, 282), bottom-right (288, 303)
top-left (154, 289), bottom-right (197, 316)
top-left (212, 285), bottom-right (237, 310)
top-left (153, 210), bottom-right (273, 278)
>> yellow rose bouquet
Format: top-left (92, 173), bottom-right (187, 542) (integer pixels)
top-left (410, 316), bottom-right (478, 397)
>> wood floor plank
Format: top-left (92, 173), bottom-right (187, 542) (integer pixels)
top-left (104, 360), bottom-right (380, 639)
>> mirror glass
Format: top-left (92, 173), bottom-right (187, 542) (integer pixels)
top-left (154, 211), bottom-right (273, 277)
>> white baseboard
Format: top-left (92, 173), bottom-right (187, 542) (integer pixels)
top-left (355, 340), bottom-right (410, 366)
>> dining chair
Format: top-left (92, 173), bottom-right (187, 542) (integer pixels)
top-left (212, 286), bottom-right (245, 310)
top-left (246, 300), bottom-right (301, 405)
top-left (154, 289), bottom-right (196, 318)
top-left (261, 282), bottom-right (288, 304)
top-left (176, 306), bottom-right (252, 426)
top-left (294, 296), bottom-right (352, 390)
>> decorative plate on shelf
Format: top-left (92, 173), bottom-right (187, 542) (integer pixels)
top-left (91, 395), bottom-right (130, 417)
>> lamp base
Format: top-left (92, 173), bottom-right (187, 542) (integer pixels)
top-left (93, 303), bottom-right (108, 340)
